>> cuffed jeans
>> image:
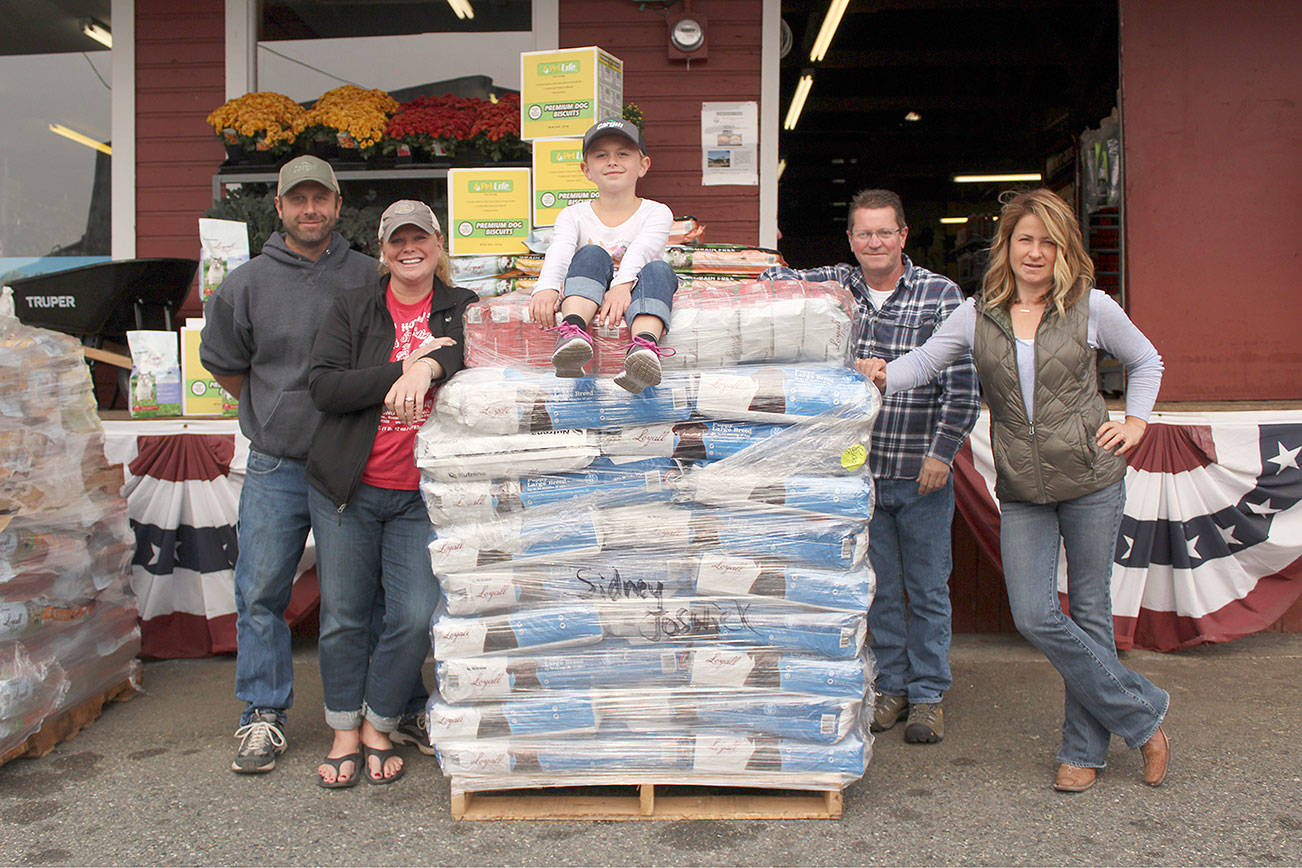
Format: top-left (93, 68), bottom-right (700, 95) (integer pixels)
top-left (1001, 479), bottom-right (1168, 768)
top-left (309, 483), bottom-right (441, 734)
top-left (866, 476), bottom-right (955, 705)
top-left (562, 244), bottom-right (678, 329)
top-left (233, 450), bottom-right (312, 727)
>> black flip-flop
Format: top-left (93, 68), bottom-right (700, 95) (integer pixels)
top-left (363, 745), bottom-right (405, 785)
top-left (316, 752), bottom-right (362, 789)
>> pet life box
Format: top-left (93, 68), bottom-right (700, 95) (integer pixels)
top-left (180, 319), bottom-right (237, 416)
top-left (520, 47), bottom-right (623, 140)
top-left (531, 138), bottom-right (598, 228)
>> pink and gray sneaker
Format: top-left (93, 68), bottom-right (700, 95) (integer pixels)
top-left (550, 322), bottom-right (594, 377)
top-left (613, 335), bottom-right (676, 394)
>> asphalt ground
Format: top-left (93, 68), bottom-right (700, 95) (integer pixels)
top-left (0, 632), bottom-right (1299, 867)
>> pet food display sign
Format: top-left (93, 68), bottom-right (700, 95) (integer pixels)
top-left (448, 168), bottom-right (533, 256)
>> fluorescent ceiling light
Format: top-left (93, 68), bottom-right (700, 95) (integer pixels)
top-left (939, 217), bottom-right (968, 225)
top-left (809, 0), bottom-right (849, 62)
top-left (777, 158), bottom-right (786, 180)
top-left (446, 0), bottom-right (474, 19)
top-left (783, 74), bottom-right (813, 130)
top-left (82, 19), bottom-right (112, 48)
top-left (49, 123), bottom-right (111, 155)
top-left (953, 172), bottom-right (1042, 183)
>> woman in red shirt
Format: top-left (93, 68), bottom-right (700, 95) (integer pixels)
top-left (306, 200), bottom-right (476, 787)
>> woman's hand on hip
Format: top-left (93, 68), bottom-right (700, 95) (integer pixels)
top-left (385, 363), bottom-right (435, 425)
top-left (1097, 416), bottom-right (1147, 455)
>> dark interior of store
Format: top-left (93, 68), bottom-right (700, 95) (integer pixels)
top-left (776, 0), bottom-right (1120, 292)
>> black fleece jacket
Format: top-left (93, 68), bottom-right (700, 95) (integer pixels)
top-left (306, 274), bottom-right (477, 510)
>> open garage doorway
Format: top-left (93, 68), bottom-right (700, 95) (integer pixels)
top-left (775, 0), bottom-right (1121, 304)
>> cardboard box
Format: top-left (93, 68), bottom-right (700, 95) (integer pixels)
top-left (447, 168), bottom-right (533, 256)
top-left (180, 319), bottom-right (238, 416)
top-left (520, 46), bottom-right (623, 140)
top-left (531, 138), bottom-right (598, 227)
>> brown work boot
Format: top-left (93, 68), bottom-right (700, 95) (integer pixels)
top-left (1053, 764), bottom-right (1098, 792)
top-left (869, 693), bottom-right (908, 733)
top-left (1141, 725), bottom-right (1169, 786)
top-left (904, 702), bottom-right (944, 743)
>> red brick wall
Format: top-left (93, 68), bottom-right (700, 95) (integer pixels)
top-left (559, 1), bottom-right (763, 246)
top-left (135, 0), bottom-right (226, 318)
top-left (1120, 0), bottom-right (1302, 400)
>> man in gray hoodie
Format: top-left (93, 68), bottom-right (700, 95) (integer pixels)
top-left (202, 156), bottom-right (376, 774)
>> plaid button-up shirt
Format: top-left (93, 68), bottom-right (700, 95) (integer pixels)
top-left (762, 255), bottom-right (979, 480)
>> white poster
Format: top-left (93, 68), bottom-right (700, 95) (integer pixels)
top-left (700, 101), bottom-right (758, 186)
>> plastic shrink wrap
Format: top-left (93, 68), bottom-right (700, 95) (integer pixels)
top-left (462, 280), bottom-right (855, 375)
top-left (418, 356), bottom-right (882, 793)
top-left (1, 311), bottom-right (140, 757)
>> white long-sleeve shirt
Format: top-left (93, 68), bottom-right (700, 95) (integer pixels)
top-left (886, 290), bottom-right (1164, 421)
top-left (532, 199), bottom-right (673, 294)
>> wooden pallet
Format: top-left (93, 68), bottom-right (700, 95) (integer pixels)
top-left (0, 678), bottom-right (138, 768)
top-left (450, 781), bottom-right (843, 821)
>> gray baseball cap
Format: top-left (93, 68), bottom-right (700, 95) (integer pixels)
top-left (277, 155), bottom-right (340, 196)
top-left (378, 199), bottom-right (441, 243)
top-left (582, 118), bottom-right (646, 155)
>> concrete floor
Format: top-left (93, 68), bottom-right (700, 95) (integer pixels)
top-left (0, 632), bottom-right (1299, 867)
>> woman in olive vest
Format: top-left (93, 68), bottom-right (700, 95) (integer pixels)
top-left (858, 188), bottom-right (1169, 793)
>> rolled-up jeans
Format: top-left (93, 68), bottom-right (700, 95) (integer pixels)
top-left (309, 483), bottom-right (441, 733)
top-left (1000, 479), bottom-right (1168, 768)
top-left (562, 244), bottom-right (678, 330)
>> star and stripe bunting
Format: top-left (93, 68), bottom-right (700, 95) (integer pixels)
top-left (102, 422), bottom-right (319, 659)
top-left (953, 410), bottom-right (1302, 651)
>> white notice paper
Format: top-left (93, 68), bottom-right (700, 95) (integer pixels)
top-left (701, 101), bottom-right (758, 186)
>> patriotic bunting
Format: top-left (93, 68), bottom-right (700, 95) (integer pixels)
top-left (954, 410), bottom-right (1302, 651)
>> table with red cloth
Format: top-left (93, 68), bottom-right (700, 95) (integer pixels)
top-left (101, 419), bottom-right (319, 658)
top-left (954, 409), bottom-right (1302, 651)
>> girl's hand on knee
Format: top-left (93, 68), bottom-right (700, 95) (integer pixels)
top-left (529, 289), bottom-right (560, 328)
top-left (599, 283), bottom-right (633, 328)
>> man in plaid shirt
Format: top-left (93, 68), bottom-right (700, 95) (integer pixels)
top-left (761, 189), bottom-right (979, 743)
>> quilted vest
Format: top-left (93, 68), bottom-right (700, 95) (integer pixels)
top-left (973, 299), bottom-right (1126, 504)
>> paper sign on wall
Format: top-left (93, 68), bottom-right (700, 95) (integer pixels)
top-left (520, 46), bottom-right (623, 140)
top-left (531, 138), bottom-right (597, 227)
top-left (701, 101), bottom-right (759, 186)
top-left (447, 168), bottom-right (533, 256)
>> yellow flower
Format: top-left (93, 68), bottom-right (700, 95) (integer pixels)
top-left (206, 91), bottom-right (305, 146)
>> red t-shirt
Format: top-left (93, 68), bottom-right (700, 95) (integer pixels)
top-left (361, 284), bottom-right (435, 490)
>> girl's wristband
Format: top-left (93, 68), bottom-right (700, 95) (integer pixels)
top-left (415, 355), bottom-right (440, 377)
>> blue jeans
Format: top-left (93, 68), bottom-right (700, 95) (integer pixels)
top-left (563, 244), bottom-right (678, 329)
top-left (1001, 479), bottom-right (1168, 768)
top-left (866, 476), bottom-right (954, 705)
top-left (309, 483), bottom-right (441, 733)
top-left (234, 450), bottom-right (312, 727)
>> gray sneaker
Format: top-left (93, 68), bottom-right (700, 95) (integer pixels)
top-left (904, 702), bottom-right (944, 743)
top-left (870, 693), bottom-right (909, 733)
top-left (390, 713), bottom-right (437, 756)
top-left (232, 710), bottom-right (286, 774)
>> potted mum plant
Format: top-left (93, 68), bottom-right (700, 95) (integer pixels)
top-left (294, 84), bottom-right (399, 161)
top-left (205, 91), bottom-right (305, 163)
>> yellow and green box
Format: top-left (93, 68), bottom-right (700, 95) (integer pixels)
top-left (181, 322), bottom-right (238, 416)
top-left (447, 167), bottom-right (533, 256)
top-left (531, 138), bottom-right (598, 227)
top-left (520, 46), bottom-right (623, 140)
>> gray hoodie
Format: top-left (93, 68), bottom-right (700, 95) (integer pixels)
top-left (201, 231), bottom-right (377, 460)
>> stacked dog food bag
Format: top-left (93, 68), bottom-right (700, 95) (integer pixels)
top-left (1, 308), bottom-right (140, 757)
top-left (416, 278), bottom-right (881, 795)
